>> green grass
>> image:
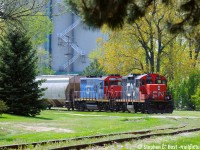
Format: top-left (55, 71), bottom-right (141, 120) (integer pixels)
top-left (100, 131), bottom-right (200, 150)
top-left (0, 110), bottom-right (200, 147)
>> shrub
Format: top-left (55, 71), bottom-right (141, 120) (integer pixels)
top-left (0, 100), bottom-right (8, 116)
top-left (192, 86), bottom-right (200, 110)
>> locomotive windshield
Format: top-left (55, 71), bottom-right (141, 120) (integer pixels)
top-left (162, 79), bottom-right (167, 84)
top-left (156, 79), bottom-right (162, 84)
top-left (110, 81), bottom-right (121, 86)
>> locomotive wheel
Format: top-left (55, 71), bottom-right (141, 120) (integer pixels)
top-left (98, 103), bottom-right (103, 112)
top-left (74, 102), bottom-right (80, 111)
top-left (158, 103), bottom-right (164, 114)
top-left (141, 104), bottom-right (146, 113)
top-left (147, 108), bottom-right (153, 114)
top-left (76, 103), bottom-right (80, 111)
top-left (147, 102), bottom-right (153, 114)
top-left (167, 105), bottom-right (173, 113)
top-left (134, 103), bottom-right (138, 113)
top-left (168, 100), bottom-right (174, 113)
top-left (109, 99), bottom-right (115, 112)
top-left (115, 104), bottom-right (120, 112)
top-left (98, 106), bottom-right (102, 112)
top-left (122, 103), bottom-right (127, 112)
top-left (79, 102), bottom-right (86, 111)
top-left (103, 104), bottom-right (109, 112)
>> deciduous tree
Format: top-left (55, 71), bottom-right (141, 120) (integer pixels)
top-left (92, 2), bottom-right (185, 74)
top-left (0, 0), bottom-right (48, 32)
top-left (37, 48), bottom-right (55, 75)
top-left (192, 86), bottom-right (200, 110)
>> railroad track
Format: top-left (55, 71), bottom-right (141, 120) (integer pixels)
top-left (1, 125), bottom-right (197, 150)
top-left (53, 127), bottom-right (200, 150)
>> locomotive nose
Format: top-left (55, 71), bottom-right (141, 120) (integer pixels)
top-left (146, 84), bottom-right (166, 100)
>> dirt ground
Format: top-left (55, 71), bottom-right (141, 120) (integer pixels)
top-left (16, 124), bottom-right (74, 133)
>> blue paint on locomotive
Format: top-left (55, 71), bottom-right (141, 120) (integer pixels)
top-left (80, 78), bottom-right (104, 99)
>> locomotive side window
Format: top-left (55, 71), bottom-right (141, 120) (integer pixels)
top-left (110, 81), bottom-right (114, 85)
top-left (117, 81), bottom-right (121, 86)
top-left (162, 79), bottom-right (167, 84)
top-left (146, 75), bottom-right (152, 84)
top-left (141, 79), bottom-right (145, 85)
top-left (136, 79), bottom-right (140, 87)
top-left (110, 81), bottom-right (121, 85)
top-left (105, 81), bottom-right (108, 86)
top-left (122, 79), bottom-right (126, 86)
top-left (100, 82), bottom-right (103, 89)
top-left (81, 80), bottom-right (87, 84)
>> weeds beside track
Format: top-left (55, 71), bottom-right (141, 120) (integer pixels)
top-left (0, 125), bottom-right (191, 150)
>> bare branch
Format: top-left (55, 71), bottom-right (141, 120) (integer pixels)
top-left (0, 0), bottom-right (48, 31)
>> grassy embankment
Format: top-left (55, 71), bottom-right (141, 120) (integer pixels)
top-left (0, 109), bottom-right (200, 148)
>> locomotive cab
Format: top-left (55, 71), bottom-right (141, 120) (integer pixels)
top-left (137, 73), bottom-right (173, 113)
top-left (104, 75), bottom-right (122, 99)
top-left (136, 74), bottom-right (170, 101)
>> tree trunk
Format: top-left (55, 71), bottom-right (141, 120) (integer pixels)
top-left (156, 53), bottom-right (161, 73)
top-left (149, 53), bottom-right (154, 73)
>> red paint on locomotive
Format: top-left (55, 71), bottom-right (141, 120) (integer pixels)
top-left (146, 84), bottom-right (166, 100)
top-left (103, 75), bottom-right (122, 99)
top-left (137, 73), bottom-right (169, 101)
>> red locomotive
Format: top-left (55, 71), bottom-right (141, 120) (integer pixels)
top-left (68, 73), bottom-right (173, 113)
top-left (122, 73), bottom-right (173, 113)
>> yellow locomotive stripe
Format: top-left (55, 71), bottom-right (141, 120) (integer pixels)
top-left (74, 98), bottom-right (147, 103)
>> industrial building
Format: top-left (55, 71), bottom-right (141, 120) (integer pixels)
top-left (45, 0), bottom-right (104, 74)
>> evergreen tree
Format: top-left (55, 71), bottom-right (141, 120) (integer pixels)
top-left (65, 0), bottom-right (200, 34)
top-left (0, 29), bottom-right (46, 116)
top-left (82, 59), bottom-right (106, 76)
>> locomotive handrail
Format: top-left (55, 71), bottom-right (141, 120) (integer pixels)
top-left (107, 90), bottom-right (122, 100)
top-left (74, 91), bottom-right (103, 101)
top-left (73, 90), bottom-right (144, 102)
top-left (121, 91), bottom-right (136, 101)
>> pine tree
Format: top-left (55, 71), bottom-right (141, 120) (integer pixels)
top-left (65, 0), bottom-right (200, 34)
top-left (82, 59), bottom-right (106, 76)
top-left (0, 29), bottom-right (46, 116)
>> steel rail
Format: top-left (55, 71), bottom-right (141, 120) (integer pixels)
top-left (0, 125), bottom-right (187, 150)
top-left (52, 127), bottom-right (200, 150)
